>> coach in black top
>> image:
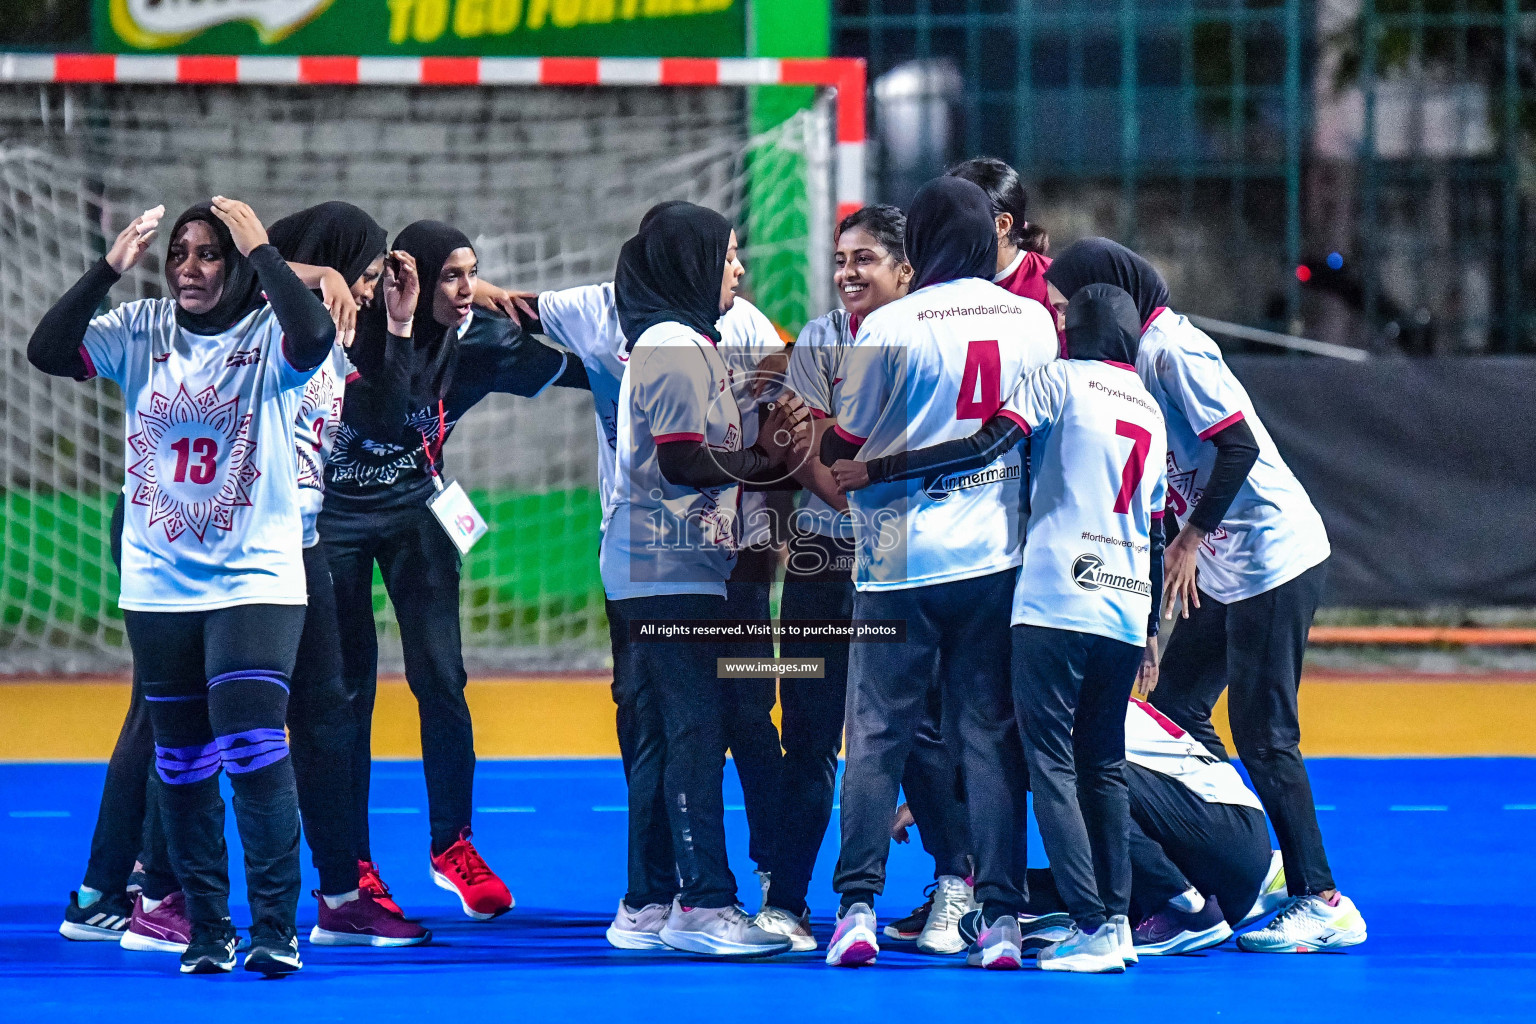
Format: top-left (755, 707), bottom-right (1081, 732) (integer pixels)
top-left (319, 220), bottom-right (588, 920)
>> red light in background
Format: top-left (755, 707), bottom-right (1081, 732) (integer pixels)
top-left (1295, 265), bottom-right (1312, 283)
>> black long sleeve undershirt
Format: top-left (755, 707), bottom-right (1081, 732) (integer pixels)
top-left (247, 243), bottom-right (335, 372)
top-left (1186, 417), bottom-right (1259, 534)
top-left (864, 414), bottom-right (1026, 485)
top-left (818, 427), bottom-right (861, 468)
top-left (28, 258), bottom-right (119, 379)
top-left (1148, 515), bottom-right (1166, 638)
top-left (656, 441), bottom-right (782, 489)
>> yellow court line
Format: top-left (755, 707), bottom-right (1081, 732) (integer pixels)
top-left (2, 676), bottom-right (1535, 762)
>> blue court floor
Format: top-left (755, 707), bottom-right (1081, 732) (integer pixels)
top-left (2, 757), bottom-right (1534, 1022)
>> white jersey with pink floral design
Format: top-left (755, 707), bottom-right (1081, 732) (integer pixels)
top-left (293, 345), bottom-right (350, 547)
top-left (80, 298), bottom-right (316, 612)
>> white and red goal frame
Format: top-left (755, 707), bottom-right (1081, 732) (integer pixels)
top-left (0, 53), bottom-right (867, 221)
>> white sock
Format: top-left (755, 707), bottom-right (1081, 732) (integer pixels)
top-left (141, 896), bottom-right (164, 913)
top-left (1170, 888), bottom-right (1205, 914)
top-left (77, 885), bottom-right (103, 909)
top-left (323, 889), bottom-right (361, 909)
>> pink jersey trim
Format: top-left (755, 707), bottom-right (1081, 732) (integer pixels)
top-left (833, 424), bottom-right (867, 446)
top-left (1104, 360), bottom-right (1137, 372)
top-left (1133, 697), bottom-right (1187, 739)
top-left (808, 407), bottom-right (830, 420)
top-left (1152, 510), bottom-right (1164, 519)
top-left (345, 371), bottom-right (360, 384)
top-left (996, 408), bottom-right (1032, 435)
top-left (655, 432), bottom-right (706, 445)
top-left (77, 345), bottom-right (98, 380)
top-left (1141, 306), bottom-right (1168, 335)
top-left (1197, 410), bottom-right (1246, 441)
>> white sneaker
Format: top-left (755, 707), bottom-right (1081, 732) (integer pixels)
top-left (965, 913), bottom-right (1023, 970)
top-left (755, 905), bottom-right (816, 952)
top-left (1239, 850), bottom-right (1289, 926)
top-left (916, 875), bottom-right (975, 955)
top-left (659, 901), bottom-right (790, 957)
top-left (1110, 913), bottom-right (1138, 965)
top-left (606, 899), bottom-right (671, 950)
top-left (1237, 893), bottom-right (1367, 953)
top-left (1039, 922), bottom-right (1126, 974)
top-left (825, 902), bottom-right (879, 967)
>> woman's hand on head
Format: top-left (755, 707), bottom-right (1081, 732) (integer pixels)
top-left (319, 268), bottom-right (359, 348)
top-left (210, 197), bottom-right (269, 256)
top-left (830, 459), bottom-right (870, 493)
top-left (105, 211), bottom-right (161, 275)
top-left (383, 250), bottom-right (421, 330)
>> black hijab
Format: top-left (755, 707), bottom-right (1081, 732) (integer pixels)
top-left (1063, 283), bottom-right (1142, 364)
top-left (352, 219), bottom-right (475, 403)
top-left (904, 176), bottom-right (999, 290)
top-left (1045, 237), bottom-right (1170, 327)
top-left (267, 201), bottom-right (387, 287)
top-left (167, 203), bottom-right (264, 336)
top-left (615, 202), bottom-right (732, 350)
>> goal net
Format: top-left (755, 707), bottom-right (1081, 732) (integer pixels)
top-left (0, 80), bottom-right (835, 674)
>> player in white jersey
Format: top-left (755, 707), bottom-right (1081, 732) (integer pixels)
top-left (837, 284), bottom-right (1166, 972)
top-left (815, 176), bottom-right (1056, 969)
top-left (266, 203), bottom-right (429, 947)
top-left (29, 199), bottom-right (337, 976)
top-left (535, 274), bottom-right (790, 949)
top-left (601, 203), bottom-right (805, 957)
top-left (1044, 239), bottom-right (1365, 953)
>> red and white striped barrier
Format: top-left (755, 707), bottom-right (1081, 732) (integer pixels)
top-left (0, 53), bottom-right (867, 218)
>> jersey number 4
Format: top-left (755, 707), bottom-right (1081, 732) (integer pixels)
top-left (1114, 421), bottom-right (1152, 514)
top-left (956, 340), bottom-right (1002, 420)
top-left (169, 436), bottom-right (219, 485)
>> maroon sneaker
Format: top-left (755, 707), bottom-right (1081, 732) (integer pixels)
top-left (120, 891), bottom-right (191, 953)
top-left (308, 890), bottom-right (431, 947)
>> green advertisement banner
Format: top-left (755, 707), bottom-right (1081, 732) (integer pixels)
top-left (95, 0), bottom-right (746, 57)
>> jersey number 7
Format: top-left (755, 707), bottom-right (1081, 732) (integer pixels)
top-left (1114, 420), bottom-right (1152, 514)
top-left (955, 340), bottom-right (1002, 420)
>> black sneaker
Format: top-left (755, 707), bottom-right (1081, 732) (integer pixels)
top-left (883, 883), bottom-right (936, 941)
top-left (179, 921), bottom-right (238, 974)
top-left (59, 890), bottom-right (134, 941)
top-left (244, 927), bottom-right (303, 976)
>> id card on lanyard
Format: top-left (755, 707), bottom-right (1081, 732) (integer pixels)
top-left (421, 400), bottom-right (489, 555)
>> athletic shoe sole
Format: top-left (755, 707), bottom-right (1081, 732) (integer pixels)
top-left (1135, 921), bottom-right (1233, 956)
top-left (120, 929), bottom-right (189, 953)
top-left (244, 950), bottom-right (303, 975)
top-left (1237, 927), bottom-right (1366, 953)
top-left (179, 955), bottom-right (235, 974)
top-left (59, 920), bottom-right (128, 942)
top-left (309, 924), bottom-right (430, 948)
top-left (430, 868), bottom-right (512, 921)
top-left (967, 944), bottom-right (1023, 970)
top-left (605, 925), bottom-right (670, 950)
top-left (780, 931), bottom-right (818, 953)
top-left (883, 926), bottom-right (923, 941)
top-left (916, 930), bottom-right (968, 955)
top-left (1039, 952), bottom-right (1126, 974)
top-left (825, 924), bottom-right (879, 967)
top-left (657, 925), bottom-right (790, 957)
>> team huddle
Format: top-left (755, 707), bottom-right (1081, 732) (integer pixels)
top-left (31, 155), bottom-right (1365, 977)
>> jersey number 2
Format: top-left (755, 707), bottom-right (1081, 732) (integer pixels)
top-left (955, 340), bottom-right (1002, 420)
top-left (170, 437), bottom-right (219, 485)
top-left (1114, 421), bottom-right (1152, 514)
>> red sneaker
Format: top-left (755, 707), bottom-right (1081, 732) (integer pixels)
top-left (358, 860), bottom-right (405, 918)
top-left (429, 829), bottom-right (513, 920)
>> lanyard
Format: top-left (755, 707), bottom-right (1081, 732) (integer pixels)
top-left (419, 400), bottom-right (446, 480)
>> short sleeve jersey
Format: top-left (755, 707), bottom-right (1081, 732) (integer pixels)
top-left (1125, 699), bottom-right (1263, 810)
top-left (294, 344), bottom-right (350, 548)
top-left (1000, 359), bottom-right (1167, 646)
top-left (599, 322), bottom-right (743, 600)
top-left (536, 283), bottom-right (627, 523)
top-left (717, 297), bottom-right (786, 551)
top-left (1138, 309), bottom-right (1330, 603)
top-left (323, 310), bottom-right (568, 517)
top-left (80, 299), bottom-right (316, 612)
top-left (834, 277), bottom-right (1058, 591)
top-left (786, 309), bottom-right (855, 541)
